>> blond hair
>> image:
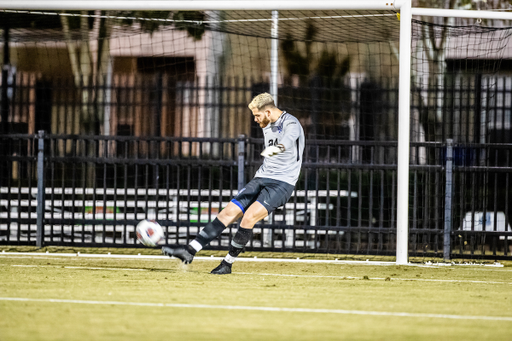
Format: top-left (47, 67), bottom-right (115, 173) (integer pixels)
top-left (248, 93), bottom-right (275, 111)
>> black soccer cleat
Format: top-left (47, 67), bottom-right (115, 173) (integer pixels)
top-left (162, 246), bottom-right (194, 264)
top-left (210, 260), bottom-right (232, 275)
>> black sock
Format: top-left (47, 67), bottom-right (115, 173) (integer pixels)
top-left (195, 218), bottom-right (226, 248)
top-left (225, 227), bottom-right (253, 262)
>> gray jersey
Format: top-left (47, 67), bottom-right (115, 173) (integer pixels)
top-left (254, 112), bottom-right (305, 186)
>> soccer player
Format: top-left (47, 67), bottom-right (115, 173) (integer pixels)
top-left (162, 92), bottom-right (305, 274)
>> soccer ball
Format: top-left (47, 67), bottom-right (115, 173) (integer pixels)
top-left (136, 220), bottom-right (164, 247)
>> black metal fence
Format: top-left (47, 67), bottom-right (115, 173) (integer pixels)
top-left (1, 133), bottom-right (511, 260)
top-left (1, 72), bottom-right (512, 259)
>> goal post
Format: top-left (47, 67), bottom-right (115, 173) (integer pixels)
top-left (1, 0), bottom-right (512, 262)
top-left (396, 0), bottom-right (412, 265)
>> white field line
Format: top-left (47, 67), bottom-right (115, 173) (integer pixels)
top-left (0, 252), bottom-right (505, 268)
top-left (461, 268), bottom-right (512, 272)
top-left (1, 297), bottom-right (511, 322)
top-left (0, 252), bottom-right (394, 265)
top-left (3, 264), bottom-right (511, 285)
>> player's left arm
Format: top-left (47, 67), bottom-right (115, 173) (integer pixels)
top-left (277, 119), bottom-right (301, 152)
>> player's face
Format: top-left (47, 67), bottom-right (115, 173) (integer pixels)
top-left (252, 109), bottom-right (271, 128)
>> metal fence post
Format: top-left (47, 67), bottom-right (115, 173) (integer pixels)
top-left (444, 139), bottom-right (453, 261)
top-left (36, 130), bottom-right (45, 248)
top-left (237, 134), bottom-right (245, 191)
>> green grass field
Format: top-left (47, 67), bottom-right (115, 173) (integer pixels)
top-left (1, 249), bottom-right (512, 341)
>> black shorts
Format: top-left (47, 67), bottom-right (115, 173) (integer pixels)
top-left (231, 177), bottom-right (295, 215)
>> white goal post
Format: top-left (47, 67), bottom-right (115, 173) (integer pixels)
top-left (1, 0), bottom-right (512, 264)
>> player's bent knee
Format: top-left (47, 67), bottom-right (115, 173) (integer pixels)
top-left (217, 202), bottom-right (243, 225)
top-left (240, 215), bottom-right (265, 228)
top-left (240, 210), bottom-right (268, 228)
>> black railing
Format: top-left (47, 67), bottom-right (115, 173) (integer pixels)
top-left (1, 133), bottom-right (511, 260)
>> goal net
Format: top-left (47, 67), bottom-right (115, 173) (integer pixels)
top-left (1, 6), bottom-right (512, 259)
top-left (409, 14), bottom-right (512, 259)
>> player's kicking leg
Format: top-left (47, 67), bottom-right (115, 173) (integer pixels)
top-left (162, 178), bottom-right (263, 264)
top-left (162, 202), bottom-right (242, 264)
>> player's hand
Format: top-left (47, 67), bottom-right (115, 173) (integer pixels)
top-left (261, 145), bottom-right (285, 157)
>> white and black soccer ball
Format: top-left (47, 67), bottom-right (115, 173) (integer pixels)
top-left (136, 219), bottom-right (164, 247)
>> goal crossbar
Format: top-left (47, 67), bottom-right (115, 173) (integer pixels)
top-left (412, 7), bottom-right (512, 20)
top-left (0, 0), bottom-right (399, 11)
